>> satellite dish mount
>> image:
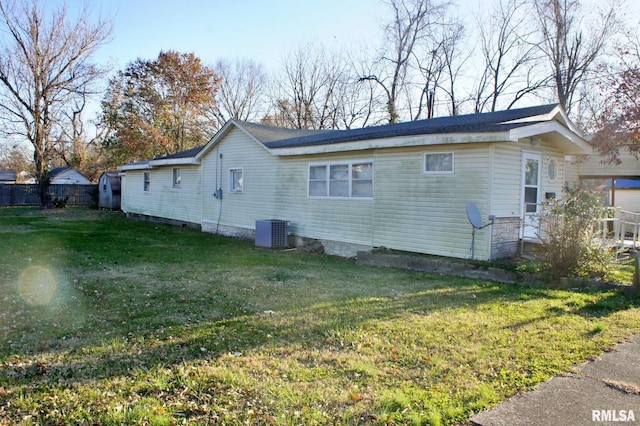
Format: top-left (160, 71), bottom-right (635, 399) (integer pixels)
top-left (466, 202), bottom-right (495, 260)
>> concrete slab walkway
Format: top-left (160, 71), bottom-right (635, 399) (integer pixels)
top-left (471, 337), bottom-right (640, 425)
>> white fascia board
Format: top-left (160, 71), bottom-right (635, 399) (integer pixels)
top-left (195, 120), bottom-right (271, 160)
top-left (505, 105), bottom-right (586, 139)
top-left (117, 162), bottom-right (151, 171)
top-left (148, 157), bottom-right (200, 167)
top-left (195, 121), bottom-right (233, 160)
top-left (269, 132), bottom-right (511, 156)
top-left (509, 121), bottom-right (592, 154)
top-left (504, 105), bottom-right (561, 125)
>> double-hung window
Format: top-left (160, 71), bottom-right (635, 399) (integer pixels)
top-left (229, 168), bottom-right (243, 193)
top-left (308, 161), bottom-right (373, 198)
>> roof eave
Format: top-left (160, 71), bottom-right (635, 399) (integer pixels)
top-left (117, 162), bottom-right (151, 171)
top-left (269, 131), bottom-right (512, 156)
top-left (195, 120), bottom-right (272, 160)
top-left (509, 121), bottom-right (592, 154)
top-left (149, 157), bottom-right (200, 167)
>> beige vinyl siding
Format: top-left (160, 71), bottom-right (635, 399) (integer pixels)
top-left (273, 154), bottom-right (374, 246)
top-left (577, 151), bottom-right (640, 178)
top-left (121, 170), bottom-right (146, 214)
top-left (491, 142), bottom-right (525, 217)
top-left (121, 165), bottom-right (201, 224)
top-left (372, 145), bottom-right (492, 259)
top-left (201, 127), bottom-right (374, 246)
top-left (612, 190), bottom-right (640, 212)
top-left (540, 142), bottom-right (566, 199)
top-left (202, 127), bottom-right (278, 232)
top-left (491, 140), bottom-right (568, 218)
top-left (565, 160), bottom-right (580, 187)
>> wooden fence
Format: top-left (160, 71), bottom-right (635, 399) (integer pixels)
top-left (0, 184), bottom-right (98, 207)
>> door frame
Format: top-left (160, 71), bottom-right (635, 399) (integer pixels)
top-left (520, 151), bottom-right (542, 240)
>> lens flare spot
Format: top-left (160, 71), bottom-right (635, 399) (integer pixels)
top-left (18, 266), bottom-right (57, 306)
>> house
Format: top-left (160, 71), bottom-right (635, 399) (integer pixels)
top-left (602, 179), bottom-right (640, 213)
top-left (577, 150), bottom-right (640, 212)
top-left (49, 167), bottom-right (92, 185)
top-left (98, 171), bottom-right (122, 210)
top-left (0, 170), bottom-right (16, 184)
top-left (118, 104), bottom-right (591, 261)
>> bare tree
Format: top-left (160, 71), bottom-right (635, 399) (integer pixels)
top-left (0, 143), bottom-right (31, 181)
top-left (0, 0), bottom-right (112, 206)
top-left (590, 29), bottom-right (640, 163)
top-left (361, 0), bottom-right (451, 123)
top-left (268, 44), bottom-right (346, 129)
top-left (434, 16), bottom-right (467, 116)
top-left (473, 0), bottom-right (547, 112)
top-left (334, 70), bottom-right (384, 129)
top-left (214, 58), bottom-right (268, 126)
top-left (532, 0), bottom-right (617, 114)
top-left (55, 92), bottom-right (108, 181)
top-left (410, 33), bottom-right (446, 120)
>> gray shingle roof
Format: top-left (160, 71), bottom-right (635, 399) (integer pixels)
top-left (235, 120), bottom-right (328, 143)
top-left (0, 170), bottom-right (16, 181)
top-left (263, 104), bottom-right (559, 149)
top-left (154, 145), bottom-right (204, 160)
top-left (49, 166), bottom-right (71, 178)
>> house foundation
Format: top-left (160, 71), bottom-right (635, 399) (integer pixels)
top-left (490, 216), bottom-right (521, 259)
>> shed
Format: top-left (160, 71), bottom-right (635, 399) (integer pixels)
top-left (98, 171), bottom-right (121, 209)
top-left (49, 167), bottom-right (92, 185)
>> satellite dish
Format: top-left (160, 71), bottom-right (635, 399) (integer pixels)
top-left (466, 202), bottom-right (483, 229)
top-left (465, 201), bottom-right (495, 260)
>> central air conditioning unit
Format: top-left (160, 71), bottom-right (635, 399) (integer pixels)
top-left (255, 219), bottom-right (289, 248)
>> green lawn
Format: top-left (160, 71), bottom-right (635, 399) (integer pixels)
top-left (0, 208), bottom-right (639, 425)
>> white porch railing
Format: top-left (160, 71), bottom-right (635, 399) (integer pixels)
top-left (521, 205), bottom-right (640, 255)
top-left (597, 209), bottom-right (640, 250)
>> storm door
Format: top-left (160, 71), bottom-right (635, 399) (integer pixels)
top-left (521, 152), bottom-right (541, 240)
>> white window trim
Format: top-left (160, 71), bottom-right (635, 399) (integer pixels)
top-left (172, 168), bottom-right (182, 187)
top-left (423, 151), bottom-right (455, 175)
top-left (143, 172), bottom-right (150, 192)
top-left (229, 167), bottom-right (244, 193)
top-left (307, 160), bottom-right (373, 199)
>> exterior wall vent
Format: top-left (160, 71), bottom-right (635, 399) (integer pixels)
top-left (255, 220), bottom-right (289, 248)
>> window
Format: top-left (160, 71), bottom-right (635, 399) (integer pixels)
top-left (352, 162), bottom-right (373, 197)
top-left (229, 168), bottom-right (243, 193)
top-left (143, 172), bottom-right (150, 192)
top-left (309, 165), bottom-right (327, 196)
top-left (172, 168), bottom-right (181, 187)
top-left (308, 161), bottom-right (373, 198)
top-left (547, 158), bottom-right (558, 182)
top-left (424, 152), bottom-right (454, 174)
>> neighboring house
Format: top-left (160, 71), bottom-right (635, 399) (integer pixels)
top-left (118, 104), bottom-right (591, 261)
top-left (577, 150), bottom-right (640, 212)
top-left (0, 170), bottom-right (16, 184)
top-left (602, 179), bottom-right (640, 213)
top-left (98, 171), bottom-right (122, 210)
top-left (49, 167), bottom-right (92, 185)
